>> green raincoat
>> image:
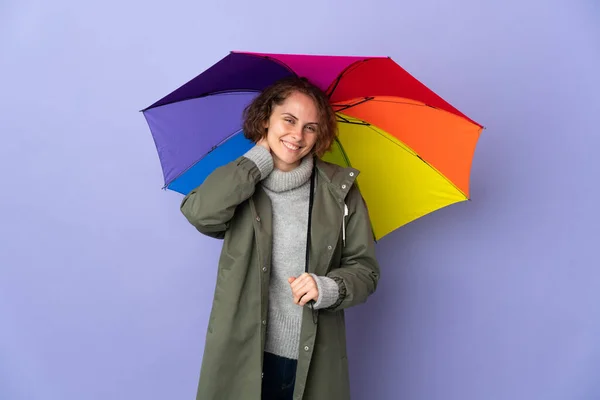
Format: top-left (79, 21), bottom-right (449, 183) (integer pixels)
top-left (181, 154), bottom-right (380, 400)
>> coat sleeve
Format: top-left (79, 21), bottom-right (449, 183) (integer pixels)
top-left (180, 147), bottom-right (272, 239)
top-left (325, 185), bottom-right (380, 311)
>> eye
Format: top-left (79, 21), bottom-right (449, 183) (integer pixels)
top-left (306, 125), bottom-right (317, 132)
top-left (284, 118), bottom-right (294, 124)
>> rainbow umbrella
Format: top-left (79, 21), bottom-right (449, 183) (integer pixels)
top-left (141, 51), bottom-right (483, 240)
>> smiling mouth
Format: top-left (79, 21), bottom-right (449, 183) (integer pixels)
top-left (281, 140), bottom-right (302, 151)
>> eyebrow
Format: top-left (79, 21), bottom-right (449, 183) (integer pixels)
top-left (282, 112), bottom-right (319, 125)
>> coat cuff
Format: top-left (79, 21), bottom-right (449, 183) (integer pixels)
top-left (243, 145), bottom-right (273, 180)
top-left (310, 274), bottom-right (340, 310)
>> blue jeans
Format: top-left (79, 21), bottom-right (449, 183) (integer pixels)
top-left (261, 352), bottom-right (298, 400)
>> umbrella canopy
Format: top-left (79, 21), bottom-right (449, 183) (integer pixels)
top-left (142, 51), bottom-right (483, 240)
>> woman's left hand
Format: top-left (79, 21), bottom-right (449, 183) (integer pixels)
top-left (288, 273), bottom-right (319, 306)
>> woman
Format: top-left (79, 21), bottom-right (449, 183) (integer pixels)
top-left (180, 76), bottom-right (380, 400)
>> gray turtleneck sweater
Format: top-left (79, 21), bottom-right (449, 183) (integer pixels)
top-left (244, 145), bottom-right (340, 360)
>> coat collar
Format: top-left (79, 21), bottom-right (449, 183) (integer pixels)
top-left (315, 158), bottom-right (360, 200)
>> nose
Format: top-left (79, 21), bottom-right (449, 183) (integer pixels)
top-left (289, 125), bottom-right (304, 141)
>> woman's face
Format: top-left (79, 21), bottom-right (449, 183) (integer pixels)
top-left (264, 91), bottom-right (319, 172)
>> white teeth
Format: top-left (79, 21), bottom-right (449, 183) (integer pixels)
top-left (282, 141), bottom-right (300, 151)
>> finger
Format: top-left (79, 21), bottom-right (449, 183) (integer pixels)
top-left (299, 289), bottom-right (318, 306)
top-left (293, 288), bottom-right (308, 304)
top-left (292, 279), bottom-right (313, 296)
top-left (290, 273), bottom-right (312, 290)
top-left (295, 283), bottom-right (319, 305)
top-left (288, 275), bottom-right (302, 288)
top-left (288, 277), bottom-right (296, 284)
top-left (290, 274), bottom-right (317, 304)
top-left (292, 282), bottom-right (314, 304)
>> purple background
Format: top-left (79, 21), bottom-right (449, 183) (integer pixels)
top-left (1, 1), bottom-right (599, 399)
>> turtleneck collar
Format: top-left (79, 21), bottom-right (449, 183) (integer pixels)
top-left (261, 155), bottom-right (314, 193)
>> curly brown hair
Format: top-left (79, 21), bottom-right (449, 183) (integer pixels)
top-left (242, 76), bottom-right (338, 157)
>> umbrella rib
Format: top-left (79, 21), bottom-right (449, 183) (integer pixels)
top-left (361, 98), bottom-right (429, 105)
top-left (333, 97), bottom-right (375, 113)
top-left (336, 113), bottom-right (370, 126)
top-left (336, 97), bottom-right (486, 129)
top-left (326, 58), bottom-right (375, 98)
top-left (142, 89), bottom-right (261, 111)
top-left (333, 97), bottom-right (436, 114)
top-left (256, 55), bottom-right (299, 78)
top-left (333, 137), bottom-right (353, 168)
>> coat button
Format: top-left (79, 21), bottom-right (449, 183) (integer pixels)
top-left (256, 216), bottom-right (261, 222)
top-left (327, 245), bottom-right (332, 250)
top-left (262, 320), bottom-right (266, 325)
top-left (304, 346), bottom-right (310, 351)
top-left (349, 172), bottom-right (354, 177)
top-left (341, 184), bottom-right (347, 189)
top-left (262, 267), bottom-right (267, 272)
